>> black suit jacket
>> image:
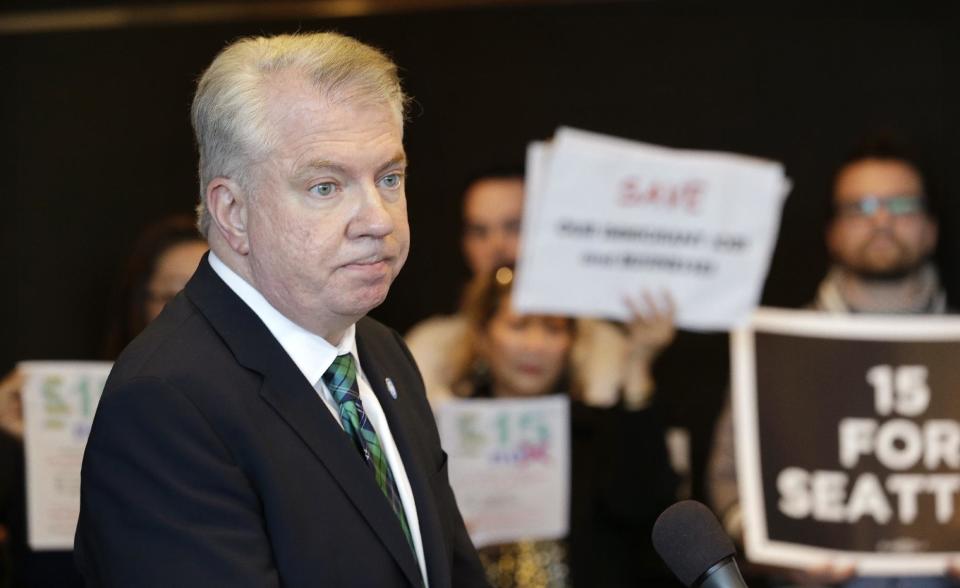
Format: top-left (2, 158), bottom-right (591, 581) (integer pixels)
top-left (75, 257), bottom-right (487, 587)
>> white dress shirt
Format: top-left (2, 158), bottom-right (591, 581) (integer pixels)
top-left (208, 252), bottom-right (428, 586)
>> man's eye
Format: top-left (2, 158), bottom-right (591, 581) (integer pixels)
top-left (465, 225), bottom-right (488, 238)
top-left (379, 173), bottom-right (403, 188)
top-left (309, 182), bottom-right (336, 196)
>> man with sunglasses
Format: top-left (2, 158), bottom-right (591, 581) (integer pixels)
top-left (818, 143), bottom-right (944, 314)
top-left (709, 137), bottom-right (953, 588)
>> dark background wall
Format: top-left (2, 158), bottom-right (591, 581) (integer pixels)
top-left (3, 0), bottom-right (958, 498)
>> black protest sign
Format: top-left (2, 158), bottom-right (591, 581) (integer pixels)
top-left (733, 310), bottom-right (960, 573)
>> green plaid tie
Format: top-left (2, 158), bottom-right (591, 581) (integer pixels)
top-left (322, 354), bottom-right (414, 551)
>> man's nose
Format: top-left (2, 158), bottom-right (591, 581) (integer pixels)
top-left (486, 229), bottom-right (505, 249)
top-left (350, 184), bottom-right (395, 239)
top-left (489, 230), bottom-right (514, 261)
top-left (870, 204), bottom-right (894, 227)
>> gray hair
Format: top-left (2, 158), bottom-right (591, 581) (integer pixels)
top-left (191, 32), bottom-right (408, 236)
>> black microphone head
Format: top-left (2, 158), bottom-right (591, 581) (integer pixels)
top-left (651, 500), bottom-right (736, 587)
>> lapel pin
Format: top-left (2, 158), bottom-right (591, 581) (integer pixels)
top-left (385, 377), bottom-right (398, 399)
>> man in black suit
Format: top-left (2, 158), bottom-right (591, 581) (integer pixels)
top-left (75, 31), bottom-right (488, 587)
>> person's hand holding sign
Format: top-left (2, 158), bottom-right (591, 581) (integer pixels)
top-left (944, 557), bottom-right (960, 580)
top-left (621, 290), bottom-right (676, 409)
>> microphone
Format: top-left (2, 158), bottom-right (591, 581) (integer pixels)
top-left (651, 500), bottom-right (748, 588)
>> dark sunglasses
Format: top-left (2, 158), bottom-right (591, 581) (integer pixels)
top-left (836, 195), bottom-right (926, 218)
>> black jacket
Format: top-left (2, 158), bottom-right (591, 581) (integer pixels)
top-left (75, 256), bottom-right (487, 587)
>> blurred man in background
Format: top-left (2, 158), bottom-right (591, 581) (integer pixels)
top-left (709, 135), bottom-right (951, 588)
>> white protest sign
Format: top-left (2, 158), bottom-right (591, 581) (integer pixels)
top-left (20, 361), bottom-right (111, 550)
top-left (437, 395), bottom-right (570, 548)
top-left (514, 127), bottom-right (789, 330)
top-left (732, 309), bottom-right (960, 575)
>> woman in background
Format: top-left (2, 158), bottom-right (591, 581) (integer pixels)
top-left (0, 214), bottom-right (206, 588)
top-left (102, 214), bottom-right (209, 359)
top-left (448, 266), bottom-right (680, 588)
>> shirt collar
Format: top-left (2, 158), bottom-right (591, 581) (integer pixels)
top-left (207, 251), bottom-right (358, 386)
top-left (815, 263), bottom-right (948, 315)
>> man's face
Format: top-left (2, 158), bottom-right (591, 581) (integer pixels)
top-left (243, 77), bottom-right (409, 341)
top-left (827, 159), bottom-right (937, 280)
top-left (462, 177), bottom-right (524, 276)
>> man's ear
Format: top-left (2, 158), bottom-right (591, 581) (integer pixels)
top-left (207, 178), bottom-right (250, 255)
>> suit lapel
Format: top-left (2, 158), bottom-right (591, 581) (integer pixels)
top-left (257, 372), bottom-right (423, 588)
top-left (184, 257), bottom-right (421, 587)
top-left (357, 328), bottom-right (452, 588)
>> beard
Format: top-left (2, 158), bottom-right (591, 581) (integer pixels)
top-left (839, 229), bottom-right (929, 282)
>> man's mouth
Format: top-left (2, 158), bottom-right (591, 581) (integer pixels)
top-left (347, 254), bottom-right (389, 266)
